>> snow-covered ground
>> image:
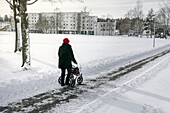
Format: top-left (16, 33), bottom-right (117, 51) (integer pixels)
top-left (75, 53), bottom-right (170, 113)
top-left (0, 31), bottom-right (170, 112)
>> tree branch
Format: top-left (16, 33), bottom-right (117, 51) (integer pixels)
top-left (27, 0), bottom-right (39, 5)
top-left (6, 0), bottom-right (14, 9)
top-left (42, 0), bottom-right (62, 3)
top-left (161, 0), bottom-right (170, 16)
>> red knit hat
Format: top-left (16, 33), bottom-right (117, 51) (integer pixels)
top-left (63, 38), bottom-right (70, 43)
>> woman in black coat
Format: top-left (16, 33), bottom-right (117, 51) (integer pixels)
top-left (58, 38), bottom-right (77, 86)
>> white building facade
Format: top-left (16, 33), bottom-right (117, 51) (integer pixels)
top-left (96, 20), bottom-right (116, 36)
top-left (28, 13), bottom-right (40, 33)
top-left (28, 12), bottom-right (116, 36)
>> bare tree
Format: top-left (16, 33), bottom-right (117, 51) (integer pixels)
top-left (120, 18), bottom-right (131, 35)
top-left (6, 0), bottom-right (21, 52)
top-left (161, 0), bottom-right (170, 18)
top-left (160, 0), bottom-right (170, 36)
top-left (125, 9), bottom-right (134, 35)
top-left (6, 0), bottom-right (84, 69)
top-left (58, 12), bottom-right (64, 34)
top-left (36, 15), bottom-right (49, 33)
top-left (54, 8), bottom-right (64, 34)
top-left (81, 6), bottom-right (93, 35)
top-left (133, 0), bottom-right (144, 36)
top-left (156, 8), bottom-right (169, 36)
top-left (125, 0), bottom-right (144, 36)
top-left (154, 0), bottom-right (170, 37)
top-left (6, 0), bottom-right (39, 69)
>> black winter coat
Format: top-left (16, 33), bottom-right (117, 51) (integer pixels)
top-left (58, 43), bottom-right (77, 68)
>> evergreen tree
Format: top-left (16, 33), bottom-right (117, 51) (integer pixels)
top-left (143, 17), bottom-right (150, 37)
top-left (144, 8), bottom-right (155, 38)
top-left (4, 15), bottom-right (9, 22)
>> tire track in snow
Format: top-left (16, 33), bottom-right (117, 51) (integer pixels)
top-left (87, 48), bottom-right (170, 89)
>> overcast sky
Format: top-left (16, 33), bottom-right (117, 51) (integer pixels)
top-left (0, 0), bottom-right (163, 18)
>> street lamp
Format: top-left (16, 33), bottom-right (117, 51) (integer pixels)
top-left (54, 8), bottom-right (59, 34)
top-left (153, 18), bottom-right (155, 48)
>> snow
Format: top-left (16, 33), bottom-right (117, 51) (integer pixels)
top-left (76, 55), bottom-right (170, 113)
top-left (0, 31), bottom-right (170, 113)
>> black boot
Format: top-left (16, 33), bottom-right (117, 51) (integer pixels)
top-left (61, 83), bottom-right (65, 86)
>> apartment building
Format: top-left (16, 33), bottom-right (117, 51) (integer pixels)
top-left (78, 13), bottom-right (98, 35)
top-left (96, 20), bottom-right (116, 36)
top-left (58, 12), bottom-right (80, 34)
top-left (28, 13), bottom-right (40, 33)
top-left (28, 12), bottom-right (116, 36)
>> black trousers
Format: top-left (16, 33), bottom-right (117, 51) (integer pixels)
top-left (61, 68), bottom-right (71, 85)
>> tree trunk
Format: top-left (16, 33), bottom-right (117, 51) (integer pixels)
top-left (20, 0), bottom-right (31, 68)
top-left (13, 0), bottom-right (20, 52)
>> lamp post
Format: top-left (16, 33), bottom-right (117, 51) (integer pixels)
top-left (54, 8), bottom-right (59, 34)
top-left (153, 18), bottom-right (155, 48)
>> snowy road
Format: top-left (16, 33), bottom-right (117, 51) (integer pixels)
top-left (1, 46), bottom-right (170, 113)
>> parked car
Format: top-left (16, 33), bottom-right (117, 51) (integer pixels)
top-left (155, 33), bottom-right (167, 39)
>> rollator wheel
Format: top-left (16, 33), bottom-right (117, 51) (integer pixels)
top-left (77, 75), bottom-right (83, 85)
top-left (58, 76), bottom-right (62, 84)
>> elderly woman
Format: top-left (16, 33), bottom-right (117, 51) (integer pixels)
top-left (58, 38), bottom-right (77, 86)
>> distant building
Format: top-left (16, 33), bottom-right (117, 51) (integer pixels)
top-left (96, 21), bottom-right (116, 36)
top-left (77, 12), bottom-right (98, 35)
top-left (28, 13), bottom-right (40, 33)
top-left (27, 11), bottom-right (116, 36)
